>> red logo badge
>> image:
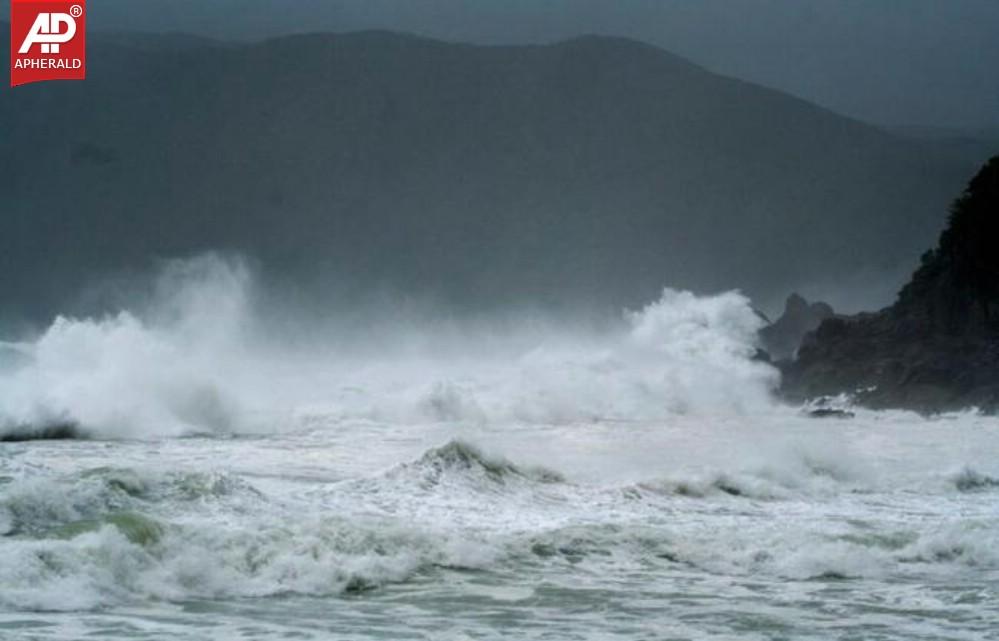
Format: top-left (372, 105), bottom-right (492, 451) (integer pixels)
top-left (10, 0), bottom-right (86, 87)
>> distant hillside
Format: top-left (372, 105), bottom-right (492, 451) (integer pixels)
top-left (782, 156), bottom-right (999, 412)
top-left (0, 26), bottom-right (985, 320)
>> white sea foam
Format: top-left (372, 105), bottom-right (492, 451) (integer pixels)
top-left (2, 437), bottom-right (997, 614)
top-left (0, 256), bottom-right (254, 439)
top-left (0, 256), bottom-right (778, 440)
top-left (2, 257), bottom-right (998, 639)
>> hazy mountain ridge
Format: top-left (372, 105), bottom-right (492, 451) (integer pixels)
top-left (81, 0), bottom-right (999, 128)
top-left (0, 26), bottom-right (986, 320)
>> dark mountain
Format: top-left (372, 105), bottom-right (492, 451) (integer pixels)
top-left (91, 29), bottom-right (224, 52)
top-left (782, 156), bottom-right (999, 412)
top-left (0, 27), bottom-right (985, 320)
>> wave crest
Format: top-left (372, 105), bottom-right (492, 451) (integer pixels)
top-left (391, 440), bottom-right (565, 488)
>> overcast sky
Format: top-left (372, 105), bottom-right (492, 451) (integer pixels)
top-left (91, 0), bottom-right (999, 130)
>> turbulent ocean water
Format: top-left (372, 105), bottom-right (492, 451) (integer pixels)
top-left (1, 258), bottom-right (997, 640)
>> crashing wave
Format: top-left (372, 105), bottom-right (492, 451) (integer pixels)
top-left (0, 256), bottom-right (782, 439)
top-left (49, 512), bottom-right (165, 546)
top-left (0, 255), bottom-right (251, 440)
top-left (0, 418), bottom-right (81, 442)
top-left (390, 440), bottom-right (565, 488)
top-left (949, 467), bottom-right (999, 492)
top-left (0, 510), bottom-right (496, 611)
top-left (636, 473), bottom-right (785, 500)
top-left (0, 467), bottom-right (262, 538)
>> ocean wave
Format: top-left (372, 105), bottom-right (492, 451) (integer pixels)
top-left (2, 466), bottom-right (996, 614)
top-left (0, 255), bottom-right (782, 440)
top-left (504, 515), bottom-right (999, 584)
top-left (628, 447), bottom-right (867, 503)
top-left (0, 511), bottom-right (498, 612)
top-left (0, 467), bottom-right (262, 537)
top-left (949, 467), bottom-right (999, 492)
top-left (0, 256), bottom-right (253, 441)
top-left (0, 459), bottom-right (502, 611)
top-left (387, 440), bottom-right (566, 488)
top-left (896, 521), bottom-right (999, 566)
top-left (636, 473), bottom-right (790, 500)
top-left (0, 419), bottom-right (80, 443)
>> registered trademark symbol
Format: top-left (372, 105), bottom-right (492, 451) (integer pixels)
top-left (70, 5), bottom-right (83, 18)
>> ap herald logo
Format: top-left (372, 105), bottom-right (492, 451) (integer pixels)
top-left (10, 0), bottom-right (86, 87)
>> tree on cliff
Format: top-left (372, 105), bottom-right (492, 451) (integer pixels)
top-left (896, 156), bottom-right (999, 335)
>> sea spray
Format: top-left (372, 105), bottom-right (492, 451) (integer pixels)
top-left (0, 255), bottom-right (253, 439)
top-left (0, 256), bottom-right (779, 440)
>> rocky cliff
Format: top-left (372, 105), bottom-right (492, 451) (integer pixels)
top-left (780, 156), bottom-right (999, 412)
top-left (759, 294), bottom-right (835, 361)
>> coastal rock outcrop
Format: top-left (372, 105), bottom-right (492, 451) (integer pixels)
top-left (780, 156), bottom-right (999, 412)
top-left (759, 294), bottom-right (835, 361)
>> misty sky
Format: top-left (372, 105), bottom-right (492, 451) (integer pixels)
top-left (90, 0), bottom-right (999, 130)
